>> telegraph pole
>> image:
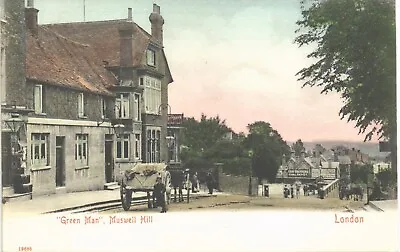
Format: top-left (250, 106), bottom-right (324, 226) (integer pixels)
top-left (83, 0), bottom-right (86, 21)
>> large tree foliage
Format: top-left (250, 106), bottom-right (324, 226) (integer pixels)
top-left (295, 0), bottom-right (395, 141)
top-left (181, 114), bottom-right (229, 151)
top-left (245, 121), bottom-right (291, 182)
top-left (295, 0), bottom-right (396, 175)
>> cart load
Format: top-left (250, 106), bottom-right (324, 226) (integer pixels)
top-left (120, 163), bottom-right (171, 211)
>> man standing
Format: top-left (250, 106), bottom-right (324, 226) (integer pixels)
top-left (206, 172), bottom-right (214, 195)
top-left (153, 176), bottom-right (167, 213)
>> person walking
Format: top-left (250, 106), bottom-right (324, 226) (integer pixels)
top-left (206, 172), bottom-right (214, 195)
top-left (290, 184), bottom-right (294, 199)
top-left (153, 176), bottom-right (167, 213)
top-left (296, 183), bottom-right (301, 199)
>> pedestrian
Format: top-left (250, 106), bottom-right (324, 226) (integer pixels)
top-left (191, 172), bottom-right (199, 193)
top-left (206, 172), bottom-right (214, 195)
top-left (290, 184), bottom-right (294, 198)
top-left (283, 184), bottom-right (289, 198)
top-left (153, 176), bottom-right (167, 213)
top-left (296, 183), bottom-right (301, 199)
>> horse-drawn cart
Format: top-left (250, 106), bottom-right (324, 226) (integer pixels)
top-left (119, 163), bottom-right (172, 211)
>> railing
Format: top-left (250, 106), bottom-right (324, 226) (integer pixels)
top-left (321, 179), bottom-right (340, 198)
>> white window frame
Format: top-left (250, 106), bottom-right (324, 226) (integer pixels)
top-left (133, 93), bottom-right (141, 121)
top-left (146, 49), bottom-right (155, 66)
top-left (116, 134), bottom-right (130, 160)
top-left (34, 85), bottom-right (43, 114)
top-left (78, 93), bottom-right (85, 118)
top-left (115, 93), bottom-right (130, 119)
top-left (101, 97), bottom-right (107, 118)
top-left (31, 133), bottom-right (49, 167)
top-left (143, 76), bottom-right (161, 114)
top-left (146, 127), bottom-right (161, 163)
top-left (0, 46), bottom-right (5, 105)
top-left (135, 133), bottom-right (141, 160)
top-left (75, 134), bottom-right (88, 167)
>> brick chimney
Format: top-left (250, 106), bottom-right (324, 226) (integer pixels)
top-left (118, 8), bottom-right (135, 67)
top-left (149, 3), bottom-right (164, 45)
top-left (25, 0), bottom-right (39, 36)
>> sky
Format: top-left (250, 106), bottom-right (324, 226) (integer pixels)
top-left (34, 0), bottom-right (375, 143)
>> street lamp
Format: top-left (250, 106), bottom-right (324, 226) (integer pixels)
top-left (366, 170), bottom-right (375, 205)
top-left (166, 135), bottom-right (175, 164)
top-left (113, 124), bottom-right (125, 139)
top-left (4, 113), bottom-right (25, 154)
top-left (248, 150), bottom-right (254, 196)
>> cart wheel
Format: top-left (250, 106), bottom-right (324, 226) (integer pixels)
top-left (120, 182), bottom-right (132, 211)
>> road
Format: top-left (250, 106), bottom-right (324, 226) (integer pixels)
top-left (101, 193), bottom-right (366, 214)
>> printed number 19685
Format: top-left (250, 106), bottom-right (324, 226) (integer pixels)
top-left (18, 247), bottom-right (32, 251)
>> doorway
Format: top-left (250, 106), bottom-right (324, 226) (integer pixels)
top-left (1, 132), bottom-right (12, 187)
top-left (105, 135), bottom-right (114, 183)
top-left (55, 136), bottom-right (65, 187)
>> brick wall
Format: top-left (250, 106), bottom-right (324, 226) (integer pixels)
top-left (26, 80), bottom-right (114, 121)
top-left (218, 171), bottom-right (258, 195)
top-left (4, 0), bottom-right (27, 107)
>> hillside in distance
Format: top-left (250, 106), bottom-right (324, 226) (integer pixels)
top-left (288, 140), bottom-right (390, 159)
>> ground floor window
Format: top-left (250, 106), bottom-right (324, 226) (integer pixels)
top-left (146, 128), bottom-right (161, 163)
top-left (75, 134), bottom-right (88, 167)
top-left (31, 133), bottom-right (49, 167)
top-left (117, 134), bottom-right (130, 159)
top-left (135, 134), bottom-right (141, 160)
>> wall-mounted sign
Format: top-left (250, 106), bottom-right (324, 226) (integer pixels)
top-left (287, 169), bottom-right (310, 178)
top-left (168, 114), bottom-right (184, 126)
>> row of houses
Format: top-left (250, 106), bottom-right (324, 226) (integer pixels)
top-left (1, 0), bottom-right (183, 197)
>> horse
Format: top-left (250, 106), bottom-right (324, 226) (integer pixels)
top-left (170, 170), bottom-right (185, 202)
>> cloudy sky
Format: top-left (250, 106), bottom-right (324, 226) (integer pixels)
top-left (34, 0), bottom-right (370, 142)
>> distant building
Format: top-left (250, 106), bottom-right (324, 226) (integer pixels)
top-left (372, 162), bottom-right (391, 174)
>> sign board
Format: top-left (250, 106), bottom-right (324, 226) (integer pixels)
top-left (287, 169), bottom-right (310, 178)
top-left (311, 168), bottom-right (337, 180)
top-left (379, 141), bottom-right (391, 152)
top-left (168, 114), bottom-right (184, 126)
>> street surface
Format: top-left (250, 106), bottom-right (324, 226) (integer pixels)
top-left (102, 193), bottom-right (366, 214)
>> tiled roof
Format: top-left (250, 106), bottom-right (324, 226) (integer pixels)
top-left (26, 26), bottom-right (116, 95)
top-left (337, 155), bottom-right (351, 165)
top-left (321, 161), bottom-right (340, 169)
top-left (42, 19), bottom-right (155, 68)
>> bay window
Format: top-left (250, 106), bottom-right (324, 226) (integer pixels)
top-left (116, 93), bottom-right (130, 119)
top-left (116, 134), bottom-right (130, 159)
top-left (143, 76), bottom-right (161, 114)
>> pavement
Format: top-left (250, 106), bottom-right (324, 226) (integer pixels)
top-left (2, 188), bottom-right (218, 216)
top-left (368, 200), bottom-right (398, 212)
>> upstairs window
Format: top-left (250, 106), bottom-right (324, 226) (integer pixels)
top-left (101, 97), bottom-right (107, 118)
top-left (115, 93), bottom-right (130, 119)
top-left (78, 93), bottom-right (85, 118)
top-left (146, 49), bottom-right (156, 66)
top-left (133, 93), bottom-right (141, 121)
top-left (143, 76), bottom-right (161, 114)
top-left (34, 85), bottom-right (43, 114)
top-left (1, 47), bottom-right (5, 104)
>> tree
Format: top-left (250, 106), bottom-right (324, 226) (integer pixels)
top-left (180, 114), bottom-right (231, 171)
top-left (292, 139), bottom-right (306, 157)
top-left (294, 0), bottom-right (396, 173)
top-left (181, 114), bottom-right (230, 151)
top-left (245, 121), bottom-right (291, 182)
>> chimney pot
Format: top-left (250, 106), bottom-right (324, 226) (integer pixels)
top-left (153, 4), bottom-right (160, 14)
top-left (128, 8), bottom-right (132, 21)
top-left (27, 0), bottom-right (34, 8)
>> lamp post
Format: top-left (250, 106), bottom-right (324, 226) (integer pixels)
top-left (366, 170), bottom-right (375, 205)
top-left (4, 113), bottom-right (25, 154)
top-left (248, 150), bottom-right (254, 196)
